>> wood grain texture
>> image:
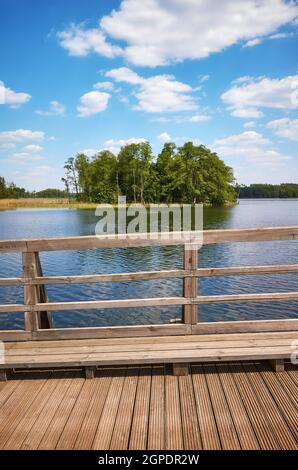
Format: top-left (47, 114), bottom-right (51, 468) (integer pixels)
top-left (0, 226), bottom-right (297, 252)
top-left (0, 364), bottom-right (297, 450)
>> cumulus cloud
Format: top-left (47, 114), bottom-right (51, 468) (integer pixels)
top-left (0, 129), bottom-right (45, 143)
top-left (36, 101), bottom-right (65, 116)
top-left (267, 118), bottom-right (298, 141)
top-left (23, 144), bottom-right (44, 153)
top-left (158, 132), bottom-right (171, 143)
top-left (243, 38), bottom-right (263, 48)
top-left (243, 31), bottom-right (295, 47)
top-left (214, 131), bottom-right (291, 166)
top-left (79, 148), bottom-right (99, 157)
top-left (93, 81), bottom-right (114, 91)
top-left (10, 153), bottom-right (44, 164)
top-left (0, 81), bottom-right (31, 108)
top-left (0, 143), bottom-right (16, 150)
top-left (103, 137), bottom-right (147, 154)
top-left (57, 24), bottom-right (122, 58)
top-left (243, 121), bottom-right (256, 128)
top-left (58, 0), bottom-right (298, 67)
top-left (222, 74), bottom-right (298, 118)
top-left (106, 67), bottom-right (197, 113)
top-left (188, 114), bottom-right (211, 122)
top-left (11, 165), bottom-right (61, 191)
top-left (77, 91), bottom-right (110, 117)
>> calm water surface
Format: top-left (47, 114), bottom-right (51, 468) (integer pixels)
top-left (0, 199), bottom-right (297, 329)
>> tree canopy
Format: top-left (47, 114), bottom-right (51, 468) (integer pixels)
top-left (62, 141), bottom-right (237, 205)
top-left (237, 184), bottom-right (298, 199)
top-left (0, 177), bottom-right (67, 199)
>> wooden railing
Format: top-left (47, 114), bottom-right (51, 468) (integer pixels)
top-left (0, 226), bottom-right (298, 342)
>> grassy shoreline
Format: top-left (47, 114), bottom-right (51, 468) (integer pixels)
top-left (0, 198), bottom-right (99, 209)
top-left (0, 198), bottom-right (237, 210)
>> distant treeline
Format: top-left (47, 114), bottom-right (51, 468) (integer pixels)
top-left (62, 141), bottom-right (236, 206)
top-left (238, 184), bottom-right (298, 198)
top-left (0, 177), bottom-right (67, 199)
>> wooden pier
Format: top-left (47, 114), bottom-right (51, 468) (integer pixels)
top-left (0, 363), bottom-right (297, 450)
top-left (0, 226), bottom-right (297, 449)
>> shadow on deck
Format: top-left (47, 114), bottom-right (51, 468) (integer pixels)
top-left (0, 361), bottom-right (297, 450)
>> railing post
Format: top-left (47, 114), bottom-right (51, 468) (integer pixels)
top-left (183, 247), bottom-right (198, 326)
top-left (22, 252), bottom-right (52, 334)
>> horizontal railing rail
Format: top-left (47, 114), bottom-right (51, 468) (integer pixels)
top-left (0, 226), bottom-right (297, 252)
top-left (0, 226), bottom-right (297, 341)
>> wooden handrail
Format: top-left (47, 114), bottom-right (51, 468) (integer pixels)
top-left (0, 264), bottom-right (298, 286)
top-left (1, 291), bottom-right (298, 313)
top-left (0, 226), bottom-right (297, 252)
top-left (0, 226), bottom-right (298, 341)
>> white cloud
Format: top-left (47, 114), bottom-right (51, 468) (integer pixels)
top-left (36, 100), bottom-right (65, 116)
top-left (11, 165), bottom-right (61, 191)
top-left (93, 81), bottom-right (114, 91)
top-left (222, 74), bottom-right (298, 118)
top-left (158, 132), bottom-right (171, 143)
top-left (106, 67), bottom-right (143, 85)
top-left (151, 116), bottom-right (171, 123)
top-left (0, 129), bottom-right (45, 143)
top-left (188, 114), bottom-right (211, 122)
top-left (214, 131), bottom-right (291, 167)
top-left (55, 0), bottom-right (297, 67)
top-left (243, 121), bottom-right (256, 128)
top-left (0, 143), bottom-right (16, 150)
top-left (243, 31), bottom-right (295, 47)
top-left (231, 108), bottom-right (264, 118)
top-left (23, 144), bottom-right (44, 153)
top-left (104, 0), bottom-right (298, 66)
top-left (103, 137), bottom-right (147, 154)
top-left (77, 91), bottom-right (110, 117)
top-left (267, 118), bottom-right (298, 141)
top-left (106, 67), bottom-right (197, 113)
top-left (79, 148), bottom-right (99, 157)
top-left (232, 76), bottom-right (254, 84)
top-left (269, 32), bottom-right (294, 39)
top-left (0, 80), bottom-right (31, 108)
top-left (199, 75), bottom-right (210, 83)
top-left (10, 153), bottom-right (44, 164)
top-left (57, 23), bottom-right (122, 58)
top-left (243, 37), bottom-right (262, 47)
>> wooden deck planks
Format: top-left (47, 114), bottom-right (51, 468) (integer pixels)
top-left (256, 363), bottom-right (298, 442)
top-left (0, 373), bottom-right (25, 407)
top-left (0, 363), bottom-right (297, 450)
top-left (179, 373), bottom-right (202, 449)
top-left (4, 371), bottom-right (72, 450)
top-left (110, 369), bottom-right (139, 450)
top-left (74, 371), bottom-right (113, 450)
top-left (92, 369), bottom-right (126, 450)
top-left (216, 364), bottom-right (259, 450)
top-left (147, 368), bottom-right (165, 450)
top-left (243, 364), bottom-right (296, 450)
top-left (191, 366), bottom-right (221, 450)
top-left (165, 371), bottom-right (183, 450)
top-left (38, 373), bottom-right (84, 450)
top-left (203, 365), bottom-right (240, 450)
top-left (0, 372), bottom-right (51, 449)
top-left (229, 364), bottom-right (283, 450)
top-left (129, 368), bottom-right (152, 450)
top-left (56, 376), bottom-right (101, 450)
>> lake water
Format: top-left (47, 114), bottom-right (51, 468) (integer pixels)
top-left (0, 199), bottom-right (297, 330)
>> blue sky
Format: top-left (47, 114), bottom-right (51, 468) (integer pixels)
top-left (0, 0), bottom-right (297, 190)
